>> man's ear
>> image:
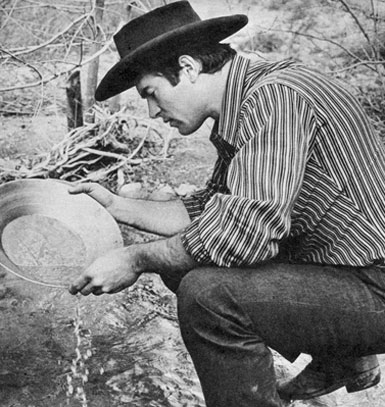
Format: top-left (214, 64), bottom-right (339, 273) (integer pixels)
top-left (178, 55), bottom-right (201, 82)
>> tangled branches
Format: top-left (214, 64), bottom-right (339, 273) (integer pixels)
top-left (0, 107), bottom-right (169, 184)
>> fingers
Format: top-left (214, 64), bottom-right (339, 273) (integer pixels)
top-left (78, 282), bottom-right (96, 296)
top-left (67, 182), bottom-right (114, 210)
top-left (69, 281), bottom-right (105, 296)
top-left (69, 275), bottom-right (90, 295)
top-left (69, 275), bottom-right (114, 296)
top-left (92, 287), bottom-right (106, 296)
top-left (68, 182), bottom-right (97, 195)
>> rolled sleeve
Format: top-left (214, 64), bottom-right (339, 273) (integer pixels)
top-left (181, 217), bottom-right (214, 264)
top-left (181, 184), bottom-right (218, 220)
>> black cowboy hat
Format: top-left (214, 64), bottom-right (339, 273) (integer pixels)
top-left (95, 1), bottom-right (248, 101)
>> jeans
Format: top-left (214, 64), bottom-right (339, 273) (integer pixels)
top-left (162, 263), bottom-right (385, 407)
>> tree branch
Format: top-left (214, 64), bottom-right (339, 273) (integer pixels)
top-left (0, 47), bottom-right (43, 82)
top-left (0, 13), bottom-right (89, 58)
top-left (330, 60), bottom-right (385, 73)
top-left (0, 0), bottom-right (18, 32)
top-left (257, 25), bottom-right (375, 69)
top-left (0, 38), bottom-right (113, 93)
top-left (337, 0), bottom-right (378, 60)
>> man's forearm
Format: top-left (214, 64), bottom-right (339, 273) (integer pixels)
top-left (132, 233), bottom-right (199, 276)
top-left (69, 233), bottom-right (200, 296)
top-left (111, 196), bottom-right (191, 236)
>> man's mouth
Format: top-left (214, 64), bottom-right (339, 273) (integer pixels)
top-left (168, 120), bottom-right (178, 128)
top-left (163, 118), bottom-right (180, 128)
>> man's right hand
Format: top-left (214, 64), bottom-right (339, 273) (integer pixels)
top-left (68, 181), bottom-right (191, 236)
top-left (69, 182), bottom-right (118, 217)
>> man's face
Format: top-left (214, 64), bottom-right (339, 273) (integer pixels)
top-left (136, 71), bottom-right (207, 135)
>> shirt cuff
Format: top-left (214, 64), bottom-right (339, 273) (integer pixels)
top-left (181, 218), bottom-right (214, 265)
top-left (181, 195), bottom-right (203, 220)
top-left (182, 181), bottom-right (229, 221)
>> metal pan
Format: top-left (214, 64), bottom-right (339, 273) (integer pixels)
top-left (0, 179), bottom-right (123, 288)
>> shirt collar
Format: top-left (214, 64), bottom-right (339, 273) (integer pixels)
top-left (218, 54), bottom-right (250, 147)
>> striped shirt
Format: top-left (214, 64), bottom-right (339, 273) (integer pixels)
top-left (180, 54), bottom-right (385, 268)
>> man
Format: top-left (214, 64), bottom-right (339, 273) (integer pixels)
top-left (69, 2), bottom-right (385, 406)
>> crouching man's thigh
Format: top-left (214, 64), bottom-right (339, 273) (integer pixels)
top-left (176, 263), bottom-right (385, 359)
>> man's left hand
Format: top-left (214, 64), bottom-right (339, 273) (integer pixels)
top-left (69, 235), bottom-right (198, 296)
top-left (69, 247), bottom-right (141, 296)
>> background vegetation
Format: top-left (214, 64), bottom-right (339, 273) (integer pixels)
top-left (1, 0), bottom-right (384, 131)
top-left (0, 0), bottom-right (384, 186)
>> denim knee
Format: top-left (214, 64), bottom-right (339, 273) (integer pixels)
top-left (176, 267), bottom-right (214, 329)
top-left (177, 268), bottom-right (261, 350)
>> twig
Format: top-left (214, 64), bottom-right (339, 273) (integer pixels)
top-left (0, 109), bottom-right (32, 115)
top-left (63, 16), bottom-right (91, 62)
top-left (337, 0), bottom-right (378, 60)
top-left (0, 37), bottom-right (113, 92)
top-left (0, 106), bottom-right (168, 185)
top-left (81, 147), bottom-right (126, 160)
top-left (331, 60), bottom-right (385, 73)
top-left (0, 13), bottom-right (89, 59)
top-left (262, 26), bottom-right (378, 73)
top-left (1, 4), bottom-right (46, 42)
top-left (0, 0), bottom-right (19, 32)
top-left (8, 1), bottom-right (86, 13)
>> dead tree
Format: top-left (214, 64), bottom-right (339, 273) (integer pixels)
top-left (66, 69), bottom-right (83, 131)
top-left (84, 0), bottom-right (105, 124)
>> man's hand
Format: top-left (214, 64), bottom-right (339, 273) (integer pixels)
top-left (68, 235), bottom-right (199, 297)
top-left (69, 182), bottom-right (191, 236)
top-left (69, 247), bottom-right (141, 296)
top-left (69, 182), bottom-right (118, 215)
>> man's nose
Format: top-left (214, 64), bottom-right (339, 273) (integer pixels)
top-left (147, 99), bottom-right (161, 119)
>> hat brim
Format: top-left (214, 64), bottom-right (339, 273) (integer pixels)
top-left (95, 14), bottom-right (248, 101)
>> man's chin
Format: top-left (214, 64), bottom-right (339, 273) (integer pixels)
top-left (178, 128), bottom-right (192, 136)
top-left (177, 124), bottom-right (202, 136)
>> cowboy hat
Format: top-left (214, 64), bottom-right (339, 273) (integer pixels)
top-left (95, 1), bottom-right (248, 101)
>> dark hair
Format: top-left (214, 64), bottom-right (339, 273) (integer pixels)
top-left (137, 43), bottom-right (236, 86)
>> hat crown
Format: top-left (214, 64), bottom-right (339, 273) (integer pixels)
top-left (114, 1), bottom-right (201, 59)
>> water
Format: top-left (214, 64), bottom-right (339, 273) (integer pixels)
top-left (66, 298), bottom-right (92, 407)
top-left (1, 216), bottom-right (192, 405)
top-left (0, 266), bottom-right (205, 407)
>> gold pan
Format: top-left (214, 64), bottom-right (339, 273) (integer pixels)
top-left (0, 179), bottom-right (123, 288)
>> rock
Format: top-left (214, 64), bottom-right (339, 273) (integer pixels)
top-left (118, 182), bottom-right (147, 199)
top-left (174, 183), bottom-right (198, 197)
top-left (0, 284), bottom-right (7, 299)
top-left (148, 184), bottom-right (176, 201)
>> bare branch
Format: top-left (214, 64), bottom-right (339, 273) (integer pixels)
top-left (0, 0), bottom-right (18, 32)
top-left (63, 13), bottom-right (93, 62)
top-left (337, 0), bottom-right (378, 59)
top-left (330, 60), bottom-right (385, 73)
top-left (0, 37), bottom-right (113, 93)
top-left (1, 3), bottom-right (85, 13)
top-left (0, 13), bottom-right (90, 59)
top-left (81, 147), bottom-right (126, 160)
top-left (1, 6), bottom-right (43, 41)
top-left (0, 47), bottom-right (43, 82)
top-left (256, 25), bottom-right (377, 71)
